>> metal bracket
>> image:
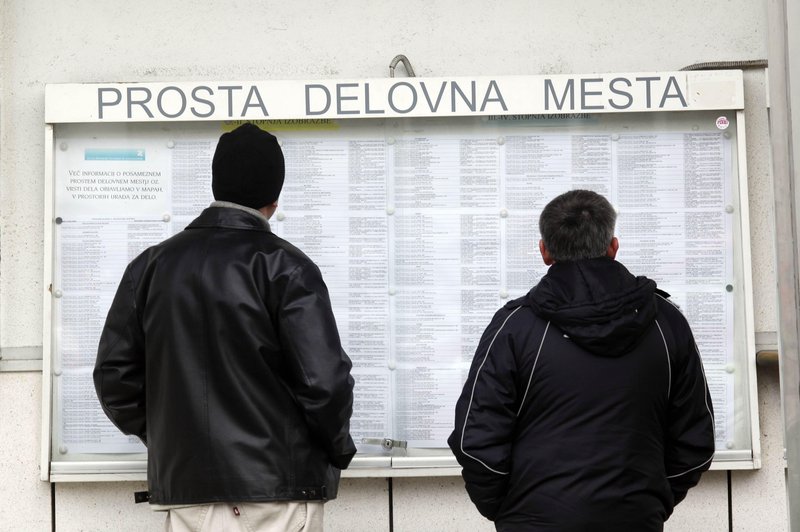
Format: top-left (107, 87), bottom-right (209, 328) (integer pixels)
top-left (389, 55), bottom-right (416, 78)
top-left (361, 437), bottom-right (408, 451)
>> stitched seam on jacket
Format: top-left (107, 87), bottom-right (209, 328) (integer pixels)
top-left (655, 319), bottom-right (672, 401)
top-left (666, 338), bottom-right (716, 479)
top-left (278, 263), bottom-right (312, 385)
top-left (656, 294), bottom-right (717, 478)
top-left (97, 267), bottom-right (139, 415)
top-left (517, 321), bottom-right (550, 416)
top-left (656, 292), bottom-right (681, 311)
top-left (459, 306), bottom-right (522, 475)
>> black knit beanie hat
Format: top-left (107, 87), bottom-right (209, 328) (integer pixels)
top-left (212, 123), bottom-right (285, 210)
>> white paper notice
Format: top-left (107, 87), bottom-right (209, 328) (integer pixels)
top-left (52, 118), bottom-right (741, 457)
top-left (55, 216), bottom-right (168, 453)
top-left (54, 126), bottom-right (197, 454)
top-left (614, 132), bottom-right (734, 447)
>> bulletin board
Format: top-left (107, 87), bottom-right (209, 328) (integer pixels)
top-left (41, 71), bottom-right (760, 481)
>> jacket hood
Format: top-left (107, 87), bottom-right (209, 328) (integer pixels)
top-left (527, 257), bottom-right (657, 357)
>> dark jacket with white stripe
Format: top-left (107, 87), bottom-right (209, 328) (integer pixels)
top-left (448, 257), bottom-right (715, 532)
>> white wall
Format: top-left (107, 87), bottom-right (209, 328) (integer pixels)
top-left (0, 1), bottom-right (782, 530)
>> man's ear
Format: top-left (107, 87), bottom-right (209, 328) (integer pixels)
top-left (606, 237), bottom-right (619, 260)
top-left (539, 239), bottom-right (554, 265)
top-left (260, 201), bottom-right (279, 219)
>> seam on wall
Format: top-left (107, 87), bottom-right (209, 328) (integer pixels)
top-left (51, 482), bottom-right (56, 532)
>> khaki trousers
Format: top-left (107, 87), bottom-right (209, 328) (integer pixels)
top-left (164, 501), bottom-right (324, 532)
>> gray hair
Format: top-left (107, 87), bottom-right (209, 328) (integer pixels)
top-left (539, 189), bottom-right (617, 261)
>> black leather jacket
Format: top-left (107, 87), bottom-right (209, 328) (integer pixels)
top-left (94, 204), bottom-right (356, 505)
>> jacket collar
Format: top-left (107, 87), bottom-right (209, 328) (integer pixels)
top-left (186, 202), bottom-right (272, 232)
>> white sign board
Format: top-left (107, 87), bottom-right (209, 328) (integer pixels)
top-left (42, 73), bottom-right (758, 480)
top-left (45, 71), bottom-right (744, 123)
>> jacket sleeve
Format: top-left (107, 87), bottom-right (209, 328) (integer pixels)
top-left (278, 263), bottom-right (357, 470)
top-left (664, 310), bottom-right (716, 506)
top-left (447, 308), bottom-right (520, 521)
top-left (93, 264), bottom-right (147, 444)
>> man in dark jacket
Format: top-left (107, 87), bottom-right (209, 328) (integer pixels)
top-left (94, 123), bottom-right (356, 532)
top-left (448, 189), bottom-right (715, 532)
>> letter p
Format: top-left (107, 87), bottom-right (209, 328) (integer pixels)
top-left (98, 88), bottom-right (122, 119)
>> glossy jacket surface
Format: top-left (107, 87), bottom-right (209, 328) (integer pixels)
top-left (95, 205), bottom-right (356, 505)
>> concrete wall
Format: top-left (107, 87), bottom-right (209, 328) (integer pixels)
top-left (0, 1), bottom-right (783, 530)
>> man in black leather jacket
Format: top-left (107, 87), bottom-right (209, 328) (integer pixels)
top-left (94, 123), bottom-right (356, 531)
top-left (448, 189), bottom-right (715, 532)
